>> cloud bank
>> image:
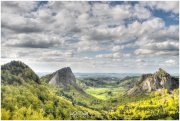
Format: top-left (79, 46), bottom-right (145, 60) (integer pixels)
top-left (1, 1), bottom-right (179, 73)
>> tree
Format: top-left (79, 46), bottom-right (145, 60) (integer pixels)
top-left (1, 108), bottom-right (10, 120)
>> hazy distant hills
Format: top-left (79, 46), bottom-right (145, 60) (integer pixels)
top-left (75, 73), bottom-right (141, 79)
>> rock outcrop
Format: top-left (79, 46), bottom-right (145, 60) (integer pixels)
top-left (49, 67), bottom-right (85, 93)
top-left (49, 67), bottom-right (76, 86)
top-left (128, 68), bottom-right (179, 95)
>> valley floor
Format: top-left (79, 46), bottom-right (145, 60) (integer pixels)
top-left (85, 86), bottom-right (125, 100)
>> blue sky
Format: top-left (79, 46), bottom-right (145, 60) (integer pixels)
top-left (1, 1), bottom-right (179, 74)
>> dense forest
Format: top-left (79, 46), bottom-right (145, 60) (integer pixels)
top-left (1, 61), bottom-right (179, 120)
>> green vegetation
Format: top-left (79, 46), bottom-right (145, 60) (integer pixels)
top-left (40, 73), bottom-right (54, 83)
top-left (1, 83), bottom-right (103, 120)
top-left (1, 61), bottom-right (179, 120)
top-left (1, 61), bottom-right (40, 84)
top-left (85, 86), bottom-right (125, 100)
top-left (77, 77), bottom-right (121, 87)
top-left (108, 89), bottom-right (179, 120)
top-left (2, 80), bottom-right (178, 120)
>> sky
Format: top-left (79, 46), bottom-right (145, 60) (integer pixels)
top-left (1, 1), bottom-right (179, 74)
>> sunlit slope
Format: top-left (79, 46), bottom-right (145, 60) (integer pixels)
top-left (108, 89), bottom-right (179, 120)
top-left (1, 83), bottom-right (103, 120)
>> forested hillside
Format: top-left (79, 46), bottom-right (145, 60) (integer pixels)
top-left (1, 61), bottom-right (40, 84)
top-left (1, 83), bottom-right (103, 120)
top-left (1, 61), bottom-right (179, 120)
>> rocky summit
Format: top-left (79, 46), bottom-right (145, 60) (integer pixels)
top-left (49, 67), bottom-right (85, 92)
top-left (49, 67), bottom-right (76, 86)
top-left (128, 68), bottom-right (179, 95)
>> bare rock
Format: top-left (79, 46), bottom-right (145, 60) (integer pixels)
top-left (49, 67), bottom-right (85, 93)
top-left (49, 67), bottom-right (76, 87)
top-left (128, 68), bottom-right (178, 95)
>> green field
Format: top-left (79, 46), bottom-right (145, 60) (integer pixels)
top-left (85, 86), bottom-right (125, 100)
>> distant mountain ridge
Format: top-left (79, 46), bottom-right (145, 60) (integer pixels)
top-left (128, 68), bottom-right (179, 95)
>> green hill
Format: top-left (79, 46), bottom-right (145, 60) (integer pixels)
top-left (1, 83), bottom-right (103, 120)
top-left (1, 61), bottom-right (40, 84)
top-left (1, 61), bottom-right (103, 120)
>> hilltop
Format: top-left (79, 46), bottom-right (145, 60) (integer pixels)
top-left (128, 68), bottom-right (179, 95)
top-left (1, 61), bottom-right (40, 84)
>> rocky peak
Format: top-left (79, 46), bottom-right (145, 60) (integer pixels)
top-left (128, 68), bottom-right (178, 95)
top-left (49, 67), bottom-right (76, 87)
top-left (155, 68), bottom-right (169, 77)
top-left (48, 67), bottom-right (85, 93)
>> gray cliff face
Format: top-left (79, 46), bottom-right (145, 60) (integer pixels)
top-left (49, 67), bottom-right (76, 87)
top-left (128, 68), bottom-right (178, 95)
top-left (49, 67), bottom-right (85, 93)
